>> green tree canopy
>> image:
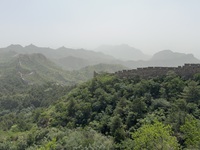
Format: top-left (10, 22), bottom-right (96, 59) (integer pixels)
top-left (182, 81), bottom-right (200, 103)
top-left (180, 115), bottom-right (200, 149)
top-left (132, 121), bottom-right (180, 150)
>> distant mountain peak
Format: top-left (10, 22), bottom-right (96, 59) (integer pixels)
top-left (60, 46), bottom-right (66, 49)
top-left (96, 44), bottom-right (150, 61)
top-left (151, 50), bottom-right (193, 60)
top-left (7, 44), bottom-right (23, 49)
top-left (158, 49), bottom-right (173, 53)
top-left (56, 46), bottom-right (69, 51)
top-left (25, 44), bottom-right (38, 48)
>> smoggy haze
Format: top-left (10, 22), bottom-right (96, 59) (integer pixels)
top-left (1, 0), bottom-right (200, 58)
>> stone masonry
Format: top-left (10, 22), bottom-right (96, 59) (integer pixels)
top-left (114, 64), bottom-right (200, 79)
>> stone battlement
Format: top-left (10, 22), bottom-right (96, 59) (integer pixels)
top-left (114, 64), bottom-right (200, 79)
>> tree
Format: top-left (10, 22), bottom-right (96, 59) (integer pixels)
top-left (114, 98), bottom-right (130, 119)
top-left (131, 97), bottom-right (147, 118)
top-left (37, 138), bottom-right (56, 150)
top-left (110, 115), bottom-right (125, 143)
top-left (180, 115), bottom-right (200, 149)
top-left (182, 81), bottom-right (200, 103)
top-left (163, 76), bottom-right (184, 99)
top-left (132, 121), bottom-right (180, 150)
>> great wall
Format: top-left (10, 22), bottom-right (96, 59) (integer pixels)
top-left (112, 64), bottom-right (200, 79)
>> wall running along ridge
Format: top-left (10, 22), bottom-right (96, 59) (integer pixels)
top-left (111, 64), bottom-right (200, 79)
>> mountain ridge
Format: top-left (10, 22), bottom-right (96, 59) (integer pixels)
top-left (1, 44), bottom-right (200, 70)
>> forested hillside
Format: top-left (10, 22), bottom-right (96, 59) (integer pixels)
top-left (1, 71), bottom-right (200, 149)
top-left (0, 51), bottom-right (126, 89)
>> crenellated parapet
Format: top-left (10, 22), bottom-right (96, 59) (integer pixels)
top-left (114, 64), bottom-right (200, 79)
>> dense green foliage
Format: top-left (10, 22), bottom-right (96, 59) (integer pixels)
top-left (132, 121), bottom-right (179, 149)
top-left (1, 71), bottom-right (200, 149)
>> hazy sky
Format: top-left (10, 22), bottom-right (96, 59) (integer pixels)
top-left (1, 0), bottom-right (200, 57)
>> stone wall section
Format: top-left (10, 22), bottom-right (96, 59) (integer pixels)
top-left (114, 64), bottom-right (200, 79)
